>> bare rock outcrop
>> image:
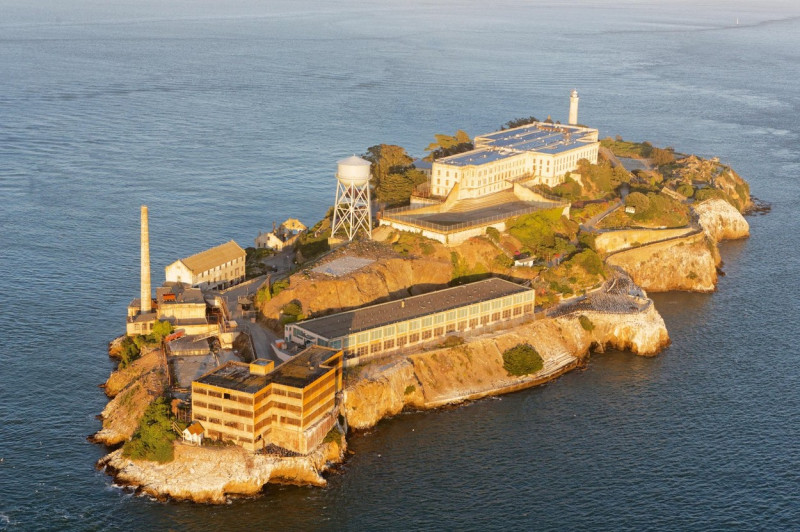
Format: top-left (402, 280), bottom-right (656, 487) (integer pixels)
top-left (259, 257), bottom-right (452, 322)
top-left (92, 349), bottom-right (168, 446)
top-left (99, 437), bottom-right (345, 503)
top-left (694, 198), bottom-right (750, 242)
top-left (606, 232), bottom-right (718, 292)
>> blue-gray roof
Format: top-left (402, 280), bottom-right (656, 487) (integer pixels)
top-left (436, 123), bottom-right (595, 167)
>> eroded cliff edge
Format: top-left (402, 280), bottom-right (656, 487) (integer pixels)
top-left (344, 300), bottom-right (669, 430)
top-left (604, 198), bottom-right (749, 293)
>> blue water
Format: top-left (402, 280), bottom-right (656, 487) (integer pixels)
top-left (2, 1), bottom-right (799, 530)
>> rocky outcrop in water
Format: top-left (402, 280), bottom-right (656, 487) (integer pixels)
top-left (694, 198), bottom-right (750, 242)
top-left (99, 436), bottom-right (345, 503)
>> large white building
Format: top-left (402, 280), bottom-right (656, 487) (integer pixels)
top-left (165, 240), bottom-right (246, 291)
top-left (429, 122), bottom-right (599, 199)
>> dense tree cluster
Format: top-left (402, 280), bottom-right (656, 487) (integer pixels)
top-left (500, 116), bottom-right (539, 130)
top-left (363, 144), bottom-right (428, 206)
top-left (424, 130), bottom-right (474, 161)
top-left (122, 398), bottom-right (177, 463)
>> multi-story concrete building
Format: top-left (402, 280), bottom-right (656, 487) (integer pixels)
top-left (191, 346), bottom-right (343, 454)
top-left (284, 278), bottom-right (535, 359)
top-left (429, 122), bottom-right (599, 199)
top-left (165, 240), bottom-right (246, 291)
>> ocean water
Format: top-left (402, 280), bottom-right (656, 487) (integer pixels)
top-left (1, 1), bottom-right (799, 530)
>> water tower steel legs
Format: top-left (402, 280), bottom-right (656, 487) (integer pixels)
top-left (331, 180), bottom-right (372, 241)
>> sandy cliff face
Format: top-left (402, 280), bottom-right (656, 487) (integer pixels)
top-left (93, 349), bottom-right (168, 446)
top-left (606, 233), bottom-right (718, 292)
top-left (694, 198), bottom-right (750, 242)
top-left (99, 437), bottom-right (345, 503)
top-left (344, 306), bottom-right (669, 430)
top-left (259, 257), bottom-right (452, 321)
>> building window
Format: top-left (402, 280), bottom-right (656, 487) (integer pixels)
top-left (357, 346), bottom-right (368, 356)
top-left (502, 309), bottom-right (512, 319)
top-left (513, 306), bottom-right (522, 316)
top-left (469, 318), bottom-right (478, 329)
top-left (458, 321), bottom-right (467, 331)
top-left (434, 327), bottom-right (444, 337)
top-left (397, 336), bottom-right (408, 347)
top-left (383, 339), bottom-right (395, 350)
top-left (370, 343), bottom-right (381, 354)
top-left (409, 333), bottom-right (420, 343)
top-left (422, 330), bottom-right (432, 340)
top-left (491, 312), bottom-right (500, 321)
top-left (446, 324), bottom-right (456, 333)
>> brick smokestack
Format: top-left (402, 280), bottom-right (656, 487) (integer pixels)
top-left (140, 205), bottom-right (152, 314)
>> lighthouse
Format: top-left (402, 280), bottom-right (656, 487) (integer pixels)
top-left (568, 89), bottom-right (579, 125)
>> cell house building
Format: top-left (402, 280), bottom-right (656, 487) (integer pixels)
top-left (284, 278), bottom-right (535, 359)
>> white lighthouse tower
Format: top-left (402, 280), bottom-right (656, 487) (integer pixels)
top-left (331, 155), bottom-right (373, 241)
top-left (568, 89), bottom-right (579, 125)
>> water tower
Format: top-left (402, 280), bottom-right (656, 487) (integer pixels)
top-left (331, 155), bottom-right (373, 241)
top-left (568, 89), bottom-right (579, 125)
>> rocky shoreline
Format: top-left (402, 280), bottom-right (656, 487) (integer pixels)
top-left (96, 294), bottom-right (669, 503)
top-left (94, 198), bottom-right (752, 504)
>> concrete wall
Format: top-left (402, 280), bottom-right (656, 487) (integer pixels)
top-left (595, 227), bottom-right (695, 255)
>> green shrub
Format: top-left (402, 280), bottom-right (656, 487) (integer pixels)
top-left (271, 279), bottom-right (290, 297)
top-left (625, 191), bottom-right (650, 212)
top-left (494, 253), bottom-right (514, 269)
top-left (119, 336), bottom-right (141, 369)
top-left (404, 385), bottom-right (416, 396)
top-left (441, 335), bottom-right (464, 348)
top-left (150, 320), bottom-right (174, 344)
top-left (282, 302), bottom-right (302, 317)
top-left (122, 398), bottom-right (177, 463)
top-left (676, 183), bottom-right (695, 198)
top-left (574, 249), bottom-right (604, 276)
top-left (322, 427), bottom-right (343, 446)
top-left (579, 315), bottom-right (595, 331)
top-left (486, 226), bottom-right (501, 241)
top-left (502, 343), bottom-right (544, 376)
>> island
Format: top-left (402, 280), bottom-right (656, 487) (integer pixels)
top-left (93, 97), bottom-right (757, 503)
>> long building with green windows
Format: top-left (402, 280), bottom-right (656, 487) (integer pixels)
top-left (284, 277), bottom-right (535, 358)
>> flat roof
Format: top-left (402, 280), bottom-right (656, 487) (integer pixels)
top-left (438, 123), bottom-right (596, 167)
top-left (194, 345), bottom-right (339, 393)
top-left (292, 277), bottom-right (531, 340)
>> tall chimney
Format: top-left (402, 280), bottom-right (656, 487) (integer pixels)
top-left (140, 205), bottom-right (152, 314)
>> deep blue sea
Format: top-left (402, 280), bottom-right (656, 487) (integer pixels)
top-left (2, 1), bottom-right (799, 530)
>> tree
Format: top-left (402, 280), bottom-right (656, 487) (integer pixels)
top-left (502, 343), bottom-right (543, 376)
top-left (363, 144), bottom-right (425, 206)
top-left (122, 398), bottom-right (177, 463)
top-left (150, 320), bottom-right (174, 344)
top-left (425, 130), bottom-right (473, 160)
top-left (501, 116), bottom-right (539, 130)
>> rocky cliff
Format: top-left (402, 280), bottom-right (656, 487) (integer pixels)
top-left (259, 256), bottom-right (452, 322)
top-left (694, 198), bottom-right (750, 242)
top-left (344, 305), bottom-right (669, 430)
top-left (606, 232), bottom-right (718, 292)
top-left (99, 435), bottom-right (345, 503)
top-left (92, 348), bottom-right (168, 446)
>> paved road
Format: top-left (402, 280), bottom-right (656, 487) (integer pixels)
top-left (218, 275), bottom-right (281, 363)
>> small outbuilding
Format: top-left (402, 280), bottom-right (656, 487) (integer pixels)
top-left (182, 421), bottom-right (204, 445)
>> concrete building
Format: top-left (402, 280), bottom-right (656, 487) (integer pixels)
top-left (127, 282), bottom-right (222, 338)
top-left (429, 122), bottom-right (599, 199)
top-left (165, 240), bottom-right (246, 291)
top-left (284, 278), bottom-right (534, 359)
top-left (191, 347), bottom-right (343, 454)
